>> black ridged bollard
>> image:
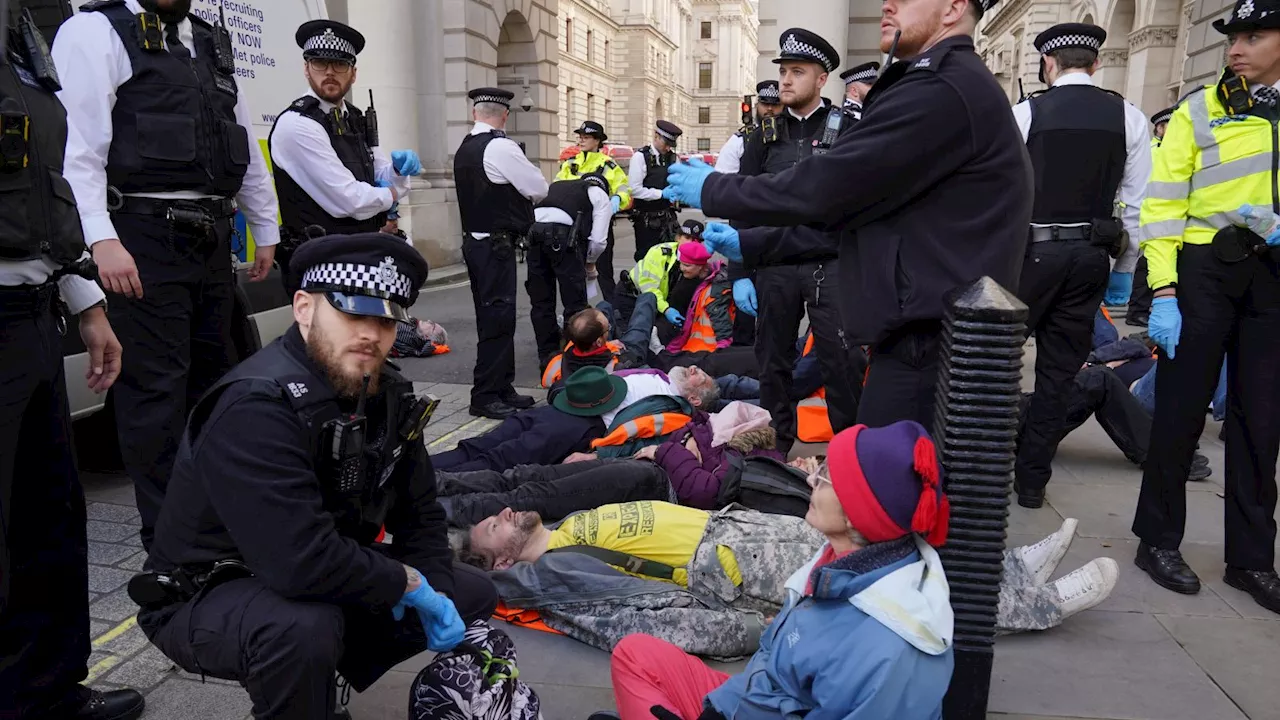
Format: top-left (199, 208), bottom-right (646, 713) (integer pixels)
top-left (931, 276), bottom-right (1028, 720)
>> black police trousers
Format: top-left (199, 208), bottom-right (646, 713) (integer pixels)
top-left (754, 262), bottom-right (862, 451)
top-left (1021, 364), bottom-right (1151, 466)
top-left (109, 212), bottom-right (237, 550)
top-left (138, 565), bottom-right (497, 719)
top-left (857, 321), bottom-right (943, 429)
top-left (1133, 244), bottom-right (1280, 570)
top-left (1015, 240), bottom-right (1110, 493)
top-left (0, 288), bottom-right (92, 717)
top-left (631, 211), bottom-right (675, 263)
top-left (463, 234), bottom-right (518, 407)
top-left (597, 221), bottom-right (618, 301)
top-left (438, 458), bottom-right (671, 527)
top-left (525, 224), bottom-right (588, 369)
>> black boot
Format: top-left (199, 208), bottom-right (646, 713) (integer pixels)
top-left (470, 400), bottom-right (518, 419)
top-left (501, 389), bottom-right (536, 409)
top-left (1013, 481), bottom-right (1045, 509)
top-left (75, 689), bottom-right (144, 720)
top-left (1224, 567), bottom-right (1280, 615)
top-left (1135, 542), bottom-right (1201, 594)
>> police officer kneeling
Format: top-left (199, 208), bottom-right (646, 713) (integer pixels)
top-left (132, 233), bottom-right (497, 718)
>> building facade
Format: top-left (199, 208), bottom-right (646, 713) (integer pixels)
top-left (755, 0), bottom-right (882, 105)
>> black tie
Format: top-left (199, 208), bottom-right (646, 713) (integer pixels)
top-left (164, 23), bottom-right (190, 60)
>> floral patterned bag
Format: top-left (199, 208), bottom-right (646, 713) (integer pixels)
top-left (409, 620), bottom-right (542, 720)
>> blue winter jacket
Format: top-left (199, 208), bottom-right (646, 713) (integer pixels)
top-left (705, 536), bottom-right (955, 719)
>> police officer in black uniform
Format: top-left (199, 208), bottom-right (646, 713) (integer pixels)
top-left (673, 0), bottom-right (1031, 429)
top-left (134, 233), bottom-right (497, 719)
top-left (268, 20), bottom-right (423, 274)
top-left (528, 171), bottom-right (613, 370)
top-left (455, 87), bottom-right (548, 419)
top-left (733, 28), bottom-right (864, 454)
top-left (0, 9), bottom-right (143, 718)
top-left (1010, 23), bottom-right (1152, 508)
top-left (839, 60), bottom-right (880, 117)
top-left (715, 80), bottom-right (783, 174)
top-left (628, 120), bottom-right (683, 261)
top-left (52, 0), bottom-right (281, 549)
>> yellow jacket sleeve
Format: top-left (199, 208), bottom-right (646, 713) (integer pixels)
top-left (602, 159), bottom-right (633, 210)
top-left (635, 246), bottom-right (671, 313)
top-left (555, 157), bottom-right (579, 182)
top-left (1139, 104), bottom-right (1194, 290)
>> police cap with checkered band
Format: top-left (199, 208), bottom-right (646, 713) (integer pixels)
top-left (295, 20), bottom-right (366, 64)
top-left (773, 28), bottom-right (841, 74)
top-left (1214, 0), bottom-right (1280, 34)
top-left (469, 87), bottom-right (516, 108)
top-left (1033, 23), bottom-right (1107, 56)
top-left (288, 233), bottom-right (430, 323)
top-left (840, 61), bottom-right (881, 86)
top-left (756, 80), bottom-right (782, 105)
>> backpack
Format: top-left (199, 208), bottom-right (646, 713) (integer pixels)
top-left (409, 620), bottom-right (543, 720)
top-left (715, 454), bottom-right (812, 517)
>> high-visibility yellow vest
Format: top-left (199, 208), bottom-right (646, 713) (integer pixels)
top-left (1139, 78), bottom-right (1277, 290)
top-left (556, 151), bottom-right (633, 210)
top-left (630, 242), bottom-right (680, 313)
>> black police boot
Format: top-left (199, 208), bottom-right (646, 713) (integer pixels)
top-left (1013, 481), bottom-right (1045, 509)
top-left (501, 389), bottom-right (536, 410)
top-left (1224, 567), bottom-right (1280, 615)
top-left (1189, 452), bottom-right (1212, 481)
top-left (470, 400), bottom-right (518, 420)
top-left (1135, 542), bottom-right (1201, 594)
top-left (74, 689), bottom-right (144, 720)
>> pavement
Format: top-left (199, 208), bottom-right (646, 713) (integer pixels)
top-left (74, 221), bottom-right (1280, 719)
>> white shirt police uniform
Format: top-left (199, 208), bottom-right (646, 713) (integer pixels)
top-left (715, 134), bottom-right (745, 174)
top-left (628, 151), bottom-right (666, 202)
top-left (532, 186), bottom-right (613, 262)
top-left (51, 0), bottom-right (280, 251)
top-left (465, 121), bottom-right (549, 239)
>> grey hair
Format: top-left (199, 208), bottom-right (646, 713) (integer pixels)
top-left (474, 102), bottom-right (509, 122)
top-left (688, 377), bottom-right (720, 410)
top-left (845, 526), bottom-right (870, 548)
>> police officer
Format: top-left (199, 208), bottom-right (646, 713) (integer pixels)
top-left (527, 171), bottom-right (613, 371)
top-left (52, 0), bottom-right (281, 549)
top-left (715, 80), bottom-right (783, 174)
top-left (725, 28), bottom-right (863, 454)
top-left (1131, 0), bottom-right (1280, 614)
top-left (628, 120), bottom-right (683, 261)
top-left (0, 11), bottom-right (143, 719)
top-left (1150, 106), bottom-right (1174, 147)
top-left (268, 20), bottom-right (423, 273)
top-left (557, 120), bottom-right (630, 298)
top-left (455, 87), bottom-right (548, 419)
top-left (670, 0), bottom-right (1031, 429)
top-left (839, 60), bottom-right (880, 117)
top-left (136, 233), bottom-right (499, 718)
top-left (1009, 23), bottom-right (1152, 508)
top-left (1128, 105), bottom-right (1177, 326)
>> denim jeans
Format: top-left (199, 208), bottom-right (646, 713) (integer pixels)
top-left (1133, 360), bottom-right (1228, 420)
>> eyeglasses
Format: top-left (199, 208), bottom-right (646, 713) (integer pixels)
top-left (308, 58), bottom-right (354, 75)
top-left (806, 461), bottom-right (832, 489)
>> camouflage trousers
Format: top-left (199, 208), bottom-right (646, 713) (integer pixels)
top-left (996, 551), bottom-right (1064, 634)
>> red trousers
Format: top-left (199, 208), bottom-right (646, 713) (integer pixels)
top-left (610, 634), bottom-right (731, 720)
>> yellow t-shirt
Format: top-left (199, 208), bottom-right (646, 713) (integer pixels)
top-left (546, 501), bottom-right (742, 587)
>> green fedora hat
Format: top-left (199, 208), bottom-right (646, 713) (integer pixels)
top-left (552, 366), bottom-right (628, 417)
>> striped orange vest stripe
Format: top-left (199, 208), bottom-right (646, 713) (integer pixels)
top-left (674, 284), bottom-right (733, 353)
top-left (590, 412), bottom-right (692, 449)
top-left (797, 333), bottom-right (834, 443)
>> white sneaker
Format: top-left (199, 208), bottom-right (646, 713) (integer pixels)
top-left (1048, 557), bottom-right (1119, 620)
top-left (1011, 518), bottom-right (1078, 585)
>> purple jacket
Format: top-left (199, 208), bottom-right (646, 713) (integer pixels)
top-left (654, 411), bottom-right (785, 509)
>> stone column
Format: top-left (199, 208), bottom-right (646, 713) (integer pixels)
top-left (346, 0), bottom-right (417, 154)
top-left (1095, 48), bottom-right (1131, 94)
top-left (1126, 25), bottom-right (1180, 114)
top-left (847, 0), bottom-right (884, 70)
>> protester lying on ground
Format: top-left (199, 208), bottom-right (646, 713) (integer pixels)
top-left (390, 317), bottom-right (450, 358)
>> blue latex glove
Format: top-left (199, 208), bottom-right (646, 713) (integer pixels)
top-left (391, 150), bottom-right (422, 176)
top-left (1104, 271), bottom-right (1133, 306)
top-left (611, 196), bottom-right (622, 214)
top-left (1148, 296), bottom-right (1182, 360)
top-left (702, 222), bottom-right (743, 263)
top-left (376, 179), bottom-right (399, 217)
top-left (662, 158), bottom-right (714, 209)
top-left (664, 307), bottom-right (685, 327)
top-left (391, 571), bottom-right (466, 652)
top-left (733, 278), bottom-right (757, 317)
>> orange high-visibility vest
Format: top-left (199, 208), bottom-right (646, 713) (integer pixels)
top-left (796, 333), bottom-right (834, 443)
top-left (673, 284), bottom-right (733, 353)
top-left (542, 340), bottom-right (625, 388)
top-left (590, 412), bottom-right (692, 449)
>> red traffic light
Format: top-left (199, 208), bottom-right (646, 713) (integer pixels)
top-left (740, 102), bottom-right (751, 113)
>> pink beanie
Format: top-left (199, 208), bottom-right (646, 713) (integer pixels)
top-left (677, 242), bottom-right (711, 265)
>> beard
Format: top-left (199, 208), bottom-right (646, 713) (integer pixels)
top-left (306, 316), bottom-right (384, 399)
top-left (503, 511), bottom-right (543, 560)
top-left (140, 0), bottom-right (192, 23)
top-left (889, 14), bottom-right (943, 58)
top-left (784, 85), bottom-right (821, 110)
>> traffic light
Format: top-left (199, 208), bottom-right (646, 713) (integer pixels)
top-left (741, 95), bottom-right (753, 126)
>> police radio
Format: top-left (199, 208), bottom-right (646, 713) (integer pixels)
top-left (17, 9), bottom-right (59, 91)
top-left (398, 393), bottom-right (440, 443)
top-left (814, 108), bottom-right (843, 156)
top-left (330, 373), bottom-right (372, 496)
top-left (365, 90), bottom-right (380, 148)
top-left (213, 1), bottom-right (236, 76)
top-left (0, 98), bottom-right (28, 173)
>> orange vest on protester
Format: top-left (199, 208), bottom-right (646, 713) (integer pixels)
top-left (671, 283), bottom-right (734, 354)
top-left (590, 412), bottom-right (692, 449)
top-left (796, 334), bottom-right (834, 443)
top-left (541, 341), bottom-right (625, 388)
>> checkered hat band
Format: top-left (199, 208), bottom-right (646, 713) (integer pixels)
top-left (1153, 111), bottom-right (1173, 125)
top-left (780, 35), bottom-right (836, 72)
top-left (656, 128), bottom-right (677, 140)
top-left (304, 30), bottom-right (356, 59)
top-left (1038, 34), bottom-right (1102, 53)
top-left (759, 87), bottom-right (780, 99)
top-left (845, 69), bottom-right (877, 84)
top-left (302, 262), bottom-right (412, 301)
top-left (472, 94), bottom-right (510, 105)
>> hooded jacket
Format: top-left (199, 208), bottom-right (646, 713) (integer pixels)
top-left (706, 535), bottom-right (954, 719)
top-left (655, 415), bottom-right (784, 509)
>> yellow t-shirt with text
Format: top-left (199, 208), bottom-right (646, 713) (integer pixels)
top-left (546, 501), bottom-right (742, 587)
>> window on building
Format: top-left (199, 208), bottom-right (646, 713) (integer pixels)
top-left (698, 62), bottom-right (712, 89)
top-left (587, 93), bottom-right (595, 120)
top-left (604, 99), bottom-right (611, 128)
top-left (603, 40), bottom-right (610, 70)
top-left (587, 29), bottom-right (594, 63)
top-left (697, 138), bottom-right (711, 152)
top-left (565, 18), bottom-right (573, 55)
top-left (566, 87), bottom-right (575, 137)
top-left (700, 21), bottom-right (712, 39)
top-left (698, 106), bottom-right (710, 124)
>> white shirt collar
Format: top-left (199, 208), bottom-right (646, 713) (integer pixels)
top-left (1248, 80), bottom-right (1280, 96)
top-left (471, 120), bottom-right (499, 136)
top-left (305, 90), bottom-right (341, 114)
top-left (787, 102), bottom-right (824, 121)
top-left (1052, 72), bottom-right (1095, 88)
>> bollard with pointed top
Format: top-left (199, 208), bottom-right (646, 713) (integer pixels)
top-left (932, 276), bottom-right (1028, 720)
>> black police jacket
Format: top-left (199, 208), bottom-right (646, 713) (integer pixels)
top-left (147, 326), bottom-right (454, 608)
top-left (702, 35), bottom-right (1033, 345)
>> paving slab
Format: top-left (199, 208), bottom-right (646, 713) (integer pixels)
top-left (90, 588), bottom-right (142, 623)
top-left (1044, 482), bottom-right (1229, 545)
top-left (989, 610), bottom-right (1247, 720)
top-left (102, 643), bottom-right (180, 691)
top-left (86, 519), bottom-right (138, 543)
top-left (1155, 614), bottom-right (1280, 720)
top-left (82, 473), bottom-right (141, 506)
top-left (86, 501), bottom-right (142, 523)
top-left (88, 564), bottom-right (136, 594)
top-left (137, 678), bottom-right (252, 720)
top-left (88, 540), bottom-right (137, 566)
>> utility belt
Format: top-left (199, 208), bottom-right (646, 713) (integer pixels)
top-left (632, 207), bottom-right (676, 230)
top-left (528, 222), bottom-right (578, 252)
top-left (108, 188), bottom-right (237, 244)
top-left (1029, 219), bottom-right (1124, 258)
top-left (277, 224), bottom-right (330, 272)
top-left (127, 559), bottom-right (254, 610)
top-left (0, 282), bottom-right (59, 319)
top-left (467, 230), bottom-right (521, 249)
top-left (1212, 225), bottom-right (1278, 264)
